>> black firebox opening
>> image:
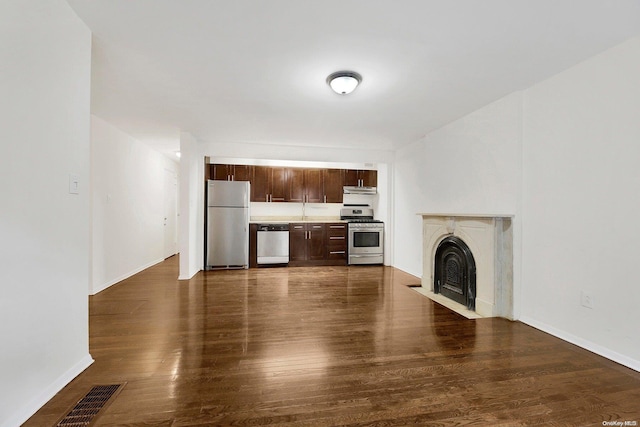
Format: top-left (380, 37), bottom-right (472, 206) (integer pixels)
top-left (434, 236), bottom-right (476, 311)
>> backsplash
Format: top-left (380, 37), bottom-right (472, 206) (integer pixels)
top-left (250, 193), bottom-right (378, 219)
top-left (251, 202), bottom-right (342, 219)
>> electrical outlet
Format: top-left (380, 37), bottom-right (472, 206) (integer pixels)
top-left (69, 174), bottom-right (80, 194)
top-left (581, 291), bottom-right (594, 309)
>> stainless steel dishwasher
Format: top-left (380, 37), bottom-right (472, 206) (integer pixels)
top-left (257, 224), bottom-right (289, 265)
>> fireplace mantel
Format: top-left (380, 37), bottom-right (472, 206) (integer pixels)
top-left (419, 213), bottom-right (514, 319)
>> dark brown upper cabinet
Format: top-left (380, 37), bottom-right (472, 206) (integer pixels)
top-left (344, 169), bottom-right (377, 188)
top-left (251, 166), bottom-right (270, 202)
top-left (212, 164), bottom-right (376, 203)
top-left (270, 167), bottom-right (287, 202)
top-left (210, 164), bottom-right (252, 182)
top-left (252, 166), bottom-right (287, 202)
top-left (323, 169), bottom-right (343, 203)
top-left (287, 168), bottom-right (323, 203)
top-left (286, 168), bottom-right (305, 203)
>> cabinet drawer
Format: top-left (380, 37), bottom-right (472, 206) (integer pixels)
top-left (328, 243), bottom-right (346, 252)
top-left (326, 223), bottom-right (347, 238)
top-left (327, 224), bottom-right (346, 229)
top-left (327, 249), bottom-right (347, 260)
top-left (327, 222), bottom-right (346, 260)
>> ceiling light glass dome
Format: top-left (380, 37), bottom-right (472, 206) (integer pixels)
top-left (327, 71), bottom-right (362, 95)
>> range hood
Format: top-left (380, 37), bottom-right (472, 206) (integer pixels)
top-left (343, 186), bottom-right (377, 195)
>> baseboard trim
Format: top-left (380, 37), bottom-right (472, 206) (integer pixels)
top-left (391, 265), bottom-right (421, 280)
top-left (520, 316), bottom-right (640, 372)
top-left (178, 265), bottom-right (201, 281)
top-left (3, 353), bottom-right (94, 427)
top-left (91, 258), bottom-right (164, 295)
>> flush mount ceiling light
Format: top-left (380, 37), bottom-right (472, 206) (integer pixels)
top-left (327, 71), bottom-right (362, 95)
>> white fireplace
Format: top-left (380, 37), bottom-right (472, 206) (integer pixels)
top-left (419, 214), bottom-right (514, 319)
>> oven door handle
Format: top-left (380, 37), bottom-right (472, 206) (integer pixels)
top-left (349, 254), bottom-right (383, 258)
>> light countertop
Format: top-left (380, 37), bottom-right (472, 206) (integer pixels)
top-left (250, 216), bottom-right (346, 224)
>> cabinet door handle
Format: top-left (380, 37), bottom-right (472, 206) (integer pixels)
top-left (312, 225), bottom-right (322, 229)
top-left (329, 236), bottom-right (344, 240)
top-left (329, 225), bottom-right (345, 229)
top-left (330, 251), bottom-right (345, 255)
top-left (324, 195), bottom-right (327, 203)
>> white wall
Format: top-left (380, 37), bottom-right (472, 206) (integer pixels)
top-left (179, 132), bottom-right (204, 280)
top-left (521, 36), bottom-right (640, 369)
top-left (393, 92), bottom-right (523, 277)
top-left (91, 115), bottom-right (179, 294)
top-left (393, 35), bottom-right (640, 370)
top-left (0, 1), bottom-right (93, 425)
top-left (201, 141), bottom-right (394, 165)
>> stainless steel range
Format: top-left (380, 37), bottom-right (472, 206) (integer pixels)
top-left (340, 205), bottom-right (384, 265)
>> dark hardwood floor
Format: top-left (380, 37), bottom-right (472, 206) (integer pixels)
top-left (26, 256), bottom-right (640, 426)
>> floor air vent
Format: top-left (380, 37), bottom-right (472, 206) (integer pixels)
top-left (56, 384), bottom-right (124, 426)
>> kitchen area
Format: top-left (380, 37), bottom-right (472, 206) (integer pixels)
top-left (204, 159), bottom-right (387, 270)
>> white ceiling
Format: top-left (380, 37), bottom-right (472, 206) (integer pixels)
top-left (67, 0), bottom-right (640, 156)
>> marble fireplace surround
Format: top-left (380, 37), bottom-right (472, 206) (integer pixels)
top-left (419, 214), bottom-right (514, 320)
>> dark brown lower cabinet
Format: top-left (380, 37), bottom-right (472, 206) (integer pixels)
top-left (289, 223), bottom-right (324, 263)
top-left (288, 223), bottom-right (346, 267)
top-left (250, 222), bottom-right (348, 268)
top-left (325, 223), bottom-right (347, 263)
top-left (288, 223), bottom-right (307, 262)
top-left (249, 224), bottom-right (258, 268)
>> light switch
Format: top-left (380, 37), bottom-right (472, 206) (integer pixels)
top-left (69, 174), bottom-right (80, 194)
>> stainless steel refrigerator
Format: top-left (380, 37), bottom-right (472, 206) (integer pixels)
top-left (206, 180), bottom-right (250, 270)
